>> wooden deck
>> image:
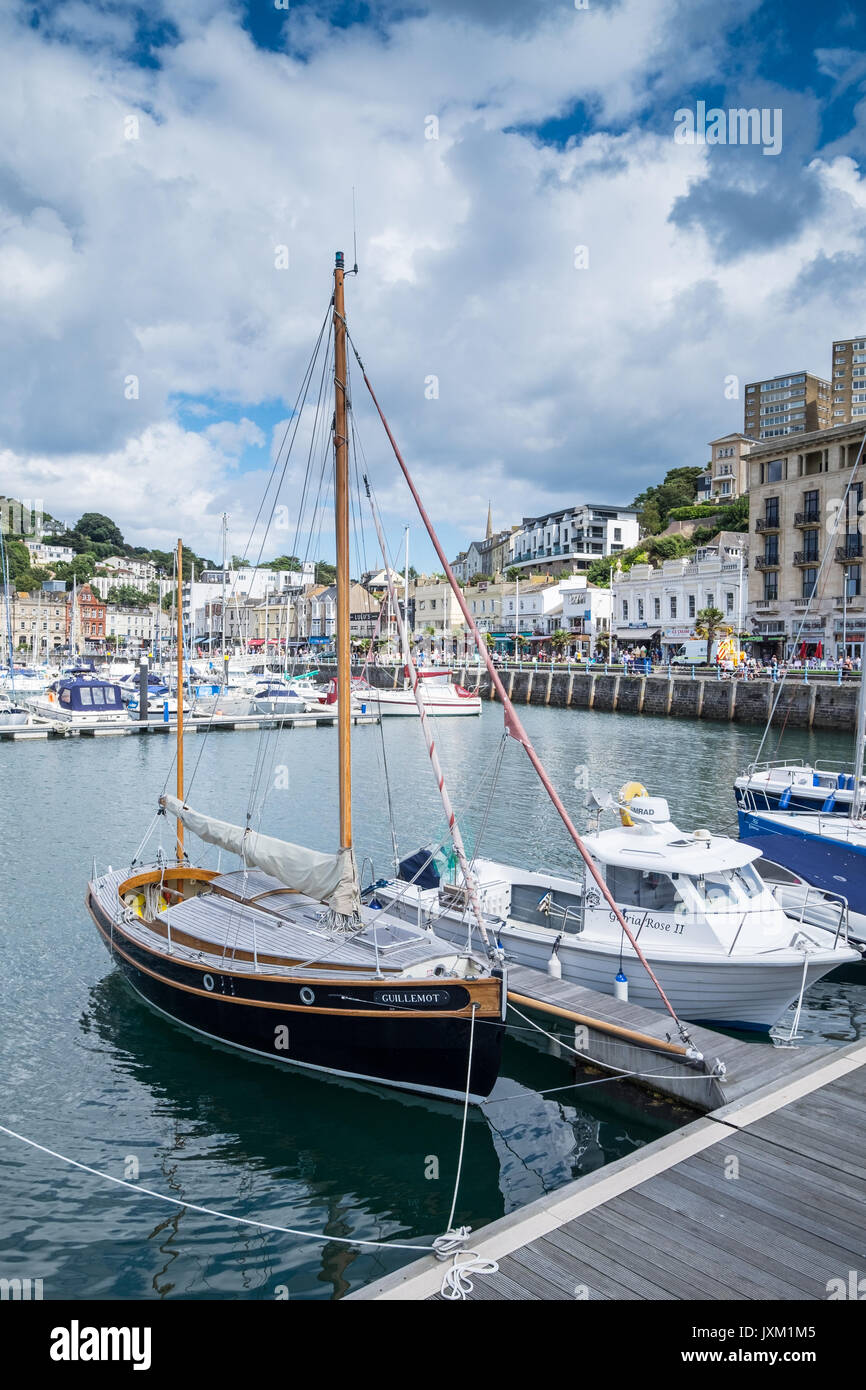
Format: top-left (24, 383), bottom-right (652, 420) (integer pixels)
top-left (504, 964), bottom-right (837, 1111)
top-left (350, 1036), bottom-right (866, 1301)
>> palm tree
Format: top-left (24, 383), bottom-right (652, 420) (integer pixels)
top-left (695, 606), bottom-right (725, 664)
top-left (550, 629), bottom-right (570, 660)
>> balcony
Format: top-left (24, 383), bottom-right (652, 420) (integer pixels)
top-left (755, 517), bottom-right (780, 532)
top-left (794, 510), bottom-right (821, 528)
top-left (755, 556), bottom-right (780, 570)
top-left (755, 599), bottom-right (778, 611)
top-left (835, 543), bottom-right (864, 562)
top-left (792, 552), bottom-right (821, 567)
top-left (835, 594), bottom-right (864, 609)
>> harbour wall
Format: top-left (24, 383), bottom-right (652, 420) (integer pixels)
top-left (325, 664), bottom-right (859, 731)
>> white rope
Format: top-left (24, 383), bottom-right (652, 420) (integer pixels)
top-left (430, 1004), bottom-right (501, 1298)
top-left (438, 1247), bottom-right (500, 1300)
top-left (0, 1123), bottom-right (432, 1253)
top-left (784, 946), bottom-right (814, 1043)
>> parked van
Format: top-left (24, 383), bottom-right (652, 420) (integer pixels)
top-left (671, 638), bottom-right (718, 666)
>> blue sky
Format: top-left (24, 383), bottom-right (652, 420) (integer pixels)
top-left (3, 0), bottom-right (866, 570)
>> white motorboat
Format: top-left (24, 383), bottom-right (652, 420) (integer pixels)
top-left (735, 759), bottom-right (865, 815)
top-left (0, 695), bottom-right (29, 727)
top-left (355, 669), bottom-right (481, 717)
top-left (375, 785), bottom-right (861, 1032)
top-left (189, 683), bottom-right (253, 718)
top-left (250, 681), bottom-right (309, 716)
top-left (29, 675), bottom-right (128, 723)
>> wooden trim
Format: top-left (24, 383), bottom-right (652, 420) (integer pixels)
top-left (507, 990), bottom-right (691, 1057)
top-left (88, 896), bottom-right (501, 1018)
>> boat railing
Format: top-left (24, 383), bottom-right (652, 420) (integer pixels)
top-left (743, 757), bottom-right (807, 775)
top-left (765, 879), bottom-right (851, 948)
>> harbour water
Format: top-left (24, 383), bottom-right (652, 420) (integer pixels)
top-left (1, 704), bottom-right (863, 1299)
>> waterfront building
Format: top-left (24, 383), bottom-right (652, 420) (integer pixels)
top-left (557, 580), bottom-right (613, 651)
top-left (695, 434), bottom-right (753, 504)
top-left (829, 335), bottom-right (866, 426)
top-left (611, 534), bottom-right (747, 655)
top-left (411, 577), bottom-right (467, 651)
top-left (66, 583), bottom-right (106, 653)
top-left (508, 504), bottom-right (638, 577)
top-left (105, 604), bottom-right (158, 653)
top-left (9, 588), bottom-right (68, 655)
top-left (747, 420), bottom-right (864, 660)
top-left (743, 371), bottom-right (832, 441)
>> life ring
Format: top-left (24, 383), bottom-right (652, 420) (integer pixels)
top-left (618, 780), bottom-right (650, 827)
top-left (299, 986), bottom-right (315, 1005)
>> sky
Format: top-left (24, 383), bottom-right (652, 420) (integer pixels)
top-left (3, 0), bottom-right (866, 571)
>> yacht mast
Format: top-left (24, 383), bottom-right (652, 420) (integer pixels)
top-left (334, 251), bottom-right (352, 849)
top-left (176, 537), bottom-right (184, 861)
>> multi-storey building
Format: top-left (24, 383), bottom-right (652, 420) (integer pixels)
top-left (743, 372), bottom-right (832, 441)
top-left (66, 583), bottom-right (106, 652)
top-left (8, 587), bottom-right (68, 655)
top-left (411, 578), bottom-right (466, 650)
top-left (611, 535), bottom-right (747, 655)
top-left (829, 336), bottom-right (866, 427)
top-left (509, 504), bottom-right (638, 577)
top-left (747, 421), bottom-right (864, 660)
top-left (105, 605), bottom-right (158, 652)
top-left (696, 434), bottom-right (753, 503)
top-left (558, 581), bottom-right (612, 652)
top-left (23, 540), bottom-right (75, 566)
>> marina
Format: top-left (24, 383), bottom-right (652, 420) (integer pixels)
top-left (2, 701), bottom-right (863, 1301)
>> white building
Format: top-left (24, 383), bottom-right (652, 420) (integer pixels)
top-left (611, 534), bottom-right (747, 653)
top-left (102, 555), bottom-right (158, 585)
top-left (558, 580), bottom-right (613, 651)
top-left (509, 504), bottom-right (639, 577)
top-left (24, 540), bottom-right (75, 566)
top-left (183, 565), bottom-right (312, 646)
top-left (105, 605), bottom-right (158, 651)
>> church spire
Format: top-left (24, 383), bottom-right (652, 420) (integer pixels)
top-left (485, 500), bottom-right (493, 540)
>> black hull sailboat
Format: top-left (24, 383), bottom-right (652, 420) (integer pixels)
top-left (86, 254), bottom-right (506, 1104)
top-left (86, 867), bottom-right (504, 1102)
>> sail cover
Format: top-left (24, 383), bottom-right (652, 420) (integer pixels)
top-left (162, 796), bottom-right (360, 916)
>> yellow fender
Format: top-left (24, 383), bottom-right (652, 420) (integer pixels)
top-left (619, 780), bottom-right (649, 827)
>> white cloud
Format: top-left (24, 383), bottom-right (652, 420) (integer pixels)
top-left (0, 2), bottom-right (862, 564)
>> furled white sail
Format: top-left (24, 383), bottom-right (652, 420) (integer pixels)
top-left (162, 796), bottom-right (359, 916)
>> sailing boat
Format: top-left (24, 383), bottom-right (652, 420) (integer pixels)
top-left (86, 254), bottom-right (506, 1103)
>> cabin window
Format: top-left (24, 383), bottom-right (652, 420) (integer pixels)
top-left (510, 883), bottom-right (584, 932)
top-left (605, 866), bottom-right (679, 911)
top-left (693, 873), bottom-right (740, 909)
top-left (91, 687), bottom-right (105, 706)
top-left (79, 688), bottom-right (92, 706)
top-left (60, 690), bottom-right (71, 705)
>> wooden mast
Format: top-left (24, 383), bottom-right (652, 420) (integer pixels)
top-left (334, 252), bottom-right (352, 849)
top-left (176, 537), bottom-right (184, 861)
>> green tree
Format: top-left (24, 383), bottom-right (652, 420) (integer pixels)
top-left (550, 629), bottom-right (570, 656)
top-left (74, 512), bottom-right (125, 550)
top-left (484, 632), bottom-right (495, 651)
top-left (631, 466), bottom-right (705, 534)
top-left (695, 606), bottom-right (726, 664)
top-left (107, 584), bottom-right (151, 608)
top-left (267, 555), bottom-right (302, 571)
top-left (315, 560), bottom-right (337, 586)
top-left (506, 567), bottom-right (520, 582)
